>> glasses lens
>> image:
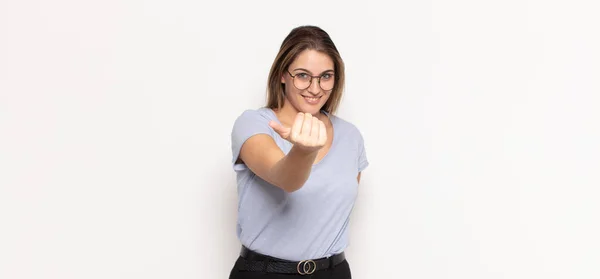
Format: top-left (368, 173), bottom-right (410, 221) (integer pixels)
top-left (293, 74), bottom-right (311, 90)
top-left (319, 74), bottom-right (335, 91)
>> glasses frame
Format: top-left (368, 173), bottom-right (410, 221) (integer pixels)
top-left (286, 70), bottom-right (335, 91)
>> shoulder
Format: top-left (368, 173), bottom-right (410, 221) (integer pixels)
top-left (230, 107), bottom-right (277, 162)
top-left (330, 114), bottom-right (369, 171)
top-left (231, 107), bottom-right (276, 144)
top-left (329, 113), bottom-right (363, 139)
top-left (234, 107), bottom-right (275, 123)
top-left (232, 107), bottom-right (276, 131)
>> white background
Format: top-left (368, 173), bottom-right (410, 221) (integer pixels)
top-left (1, 1), bottom-right (599, 278)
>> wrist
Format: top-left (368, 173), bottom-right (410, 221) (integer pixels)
top-left (289, 144), bottom-right (319, 158)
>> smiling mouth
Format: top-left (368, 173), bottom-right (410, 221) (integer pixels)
top-left (302, 95), bottom-right (322, 105)
top-left (301, 95), bottom-right (322, 104)
top-left (301, 95), bottom-right (321, 100)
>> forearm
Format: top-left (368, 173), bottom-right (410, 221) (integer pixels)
top-left (267, 146), bottom-right (317, 192)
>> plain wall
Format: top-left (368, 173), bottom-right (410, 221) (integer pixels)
top-left (1, 1), bottom-right (599, 278)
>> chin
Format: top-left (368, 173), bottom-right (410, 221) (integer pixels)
top-left (295, 97), bottom-right (327, 114)
top-left (297, 103), bottom-right (324, 114)
top-left (302, 108), bottom-right (321, 115)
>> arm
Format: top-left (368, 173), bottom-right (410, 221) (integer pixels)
top-left (238, 112), bottom-right (326, 193)
top-left (238, 135), bottom-right (318, 192)
top-left (357, 172), bottom-right (362, 183)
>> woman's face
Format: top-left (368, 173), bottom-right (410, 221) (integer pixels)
top-left (281, 49), bottom-right (335, 116)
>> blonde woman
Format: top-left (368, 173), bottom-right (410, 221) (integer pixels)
top-left (228, 26), bottom-right (368, 279)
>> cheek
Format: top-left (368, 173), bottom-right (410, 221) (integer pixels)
top-left (285, 86), bottom-right (301, 96)
top-left (283, 87), bottom-right (300, 101)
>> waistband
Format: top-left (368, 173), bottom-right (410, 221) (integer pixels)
top-left (237, 246), bottom-right (346, 275)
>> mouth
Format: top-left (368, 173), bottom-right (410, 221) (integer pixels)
top-left (301, 95), bottom-right (322, 104)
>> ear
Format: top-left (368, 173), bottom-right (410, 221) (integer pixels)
top-left (281, 74), bottom-right (285, 84)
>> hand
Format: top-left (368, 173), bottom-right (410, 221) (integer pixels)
top-left (269, 112), bottom-right (327, 152)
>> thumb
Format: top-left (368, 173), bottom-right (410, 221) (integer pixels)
top-left (269, 120), bottom-right (291, 139)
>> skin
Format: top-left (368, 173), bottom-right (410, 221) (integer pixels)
top-left (238, 49), bottom-right (361, 192)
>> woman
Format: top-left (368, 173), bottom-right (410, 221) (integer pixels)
top-left (228, 25), bottom-right (368, 279)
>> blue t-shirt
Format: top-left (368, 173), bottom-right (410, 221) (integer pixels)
top-left (230, 107), bottom-right (369, 261)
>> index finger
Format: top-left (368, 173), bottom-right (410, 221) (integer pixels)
top-left (291, 112), bottom-right (304, 139)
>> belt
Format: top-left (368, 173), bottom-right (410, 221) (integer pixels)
top-left (237, 246), bottom-right (346, 275)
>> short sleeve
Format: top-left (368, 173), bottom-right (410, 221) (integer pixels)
top-left (357, 130), bottom-right (369, 172)
top-left (231, 109), bottom-right (274, 171)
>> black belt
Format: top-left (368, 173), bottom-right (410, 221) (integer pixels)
top-left (237, 246), bottom-right (346, 275)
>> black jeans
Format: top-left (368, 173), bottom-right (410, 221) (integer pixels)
top-left (228, 256), bottom-right (352, 279)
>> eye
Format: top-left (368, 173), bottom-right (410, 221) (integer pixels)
top-left (321, 73), bottom-right (333, 80)
top-left (296, 73), bottom-right (310, 81)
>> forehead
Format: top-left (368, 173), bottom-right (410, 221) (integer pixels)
top-left (289, 49), bottom-right (334, 73)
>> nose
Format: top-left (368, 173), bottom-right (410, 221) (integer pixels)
top-left (307, 78), bottom-right (321, 95)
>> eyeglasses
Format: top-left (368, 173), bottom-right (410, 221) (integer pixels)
top-left (286, 70), bottom-right (335, 91)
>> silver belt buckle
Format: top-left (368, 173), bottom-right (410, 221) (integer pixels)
top-left (297, 259), bottom-right (316, 275)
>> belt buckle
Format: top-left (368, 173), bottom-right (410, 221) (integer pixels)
top-left (297, 259), bottom-right (316, 275)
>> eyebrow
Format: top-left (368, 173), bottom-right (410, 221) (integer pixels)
top-left (292, 68), bottom-right (334, 75)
